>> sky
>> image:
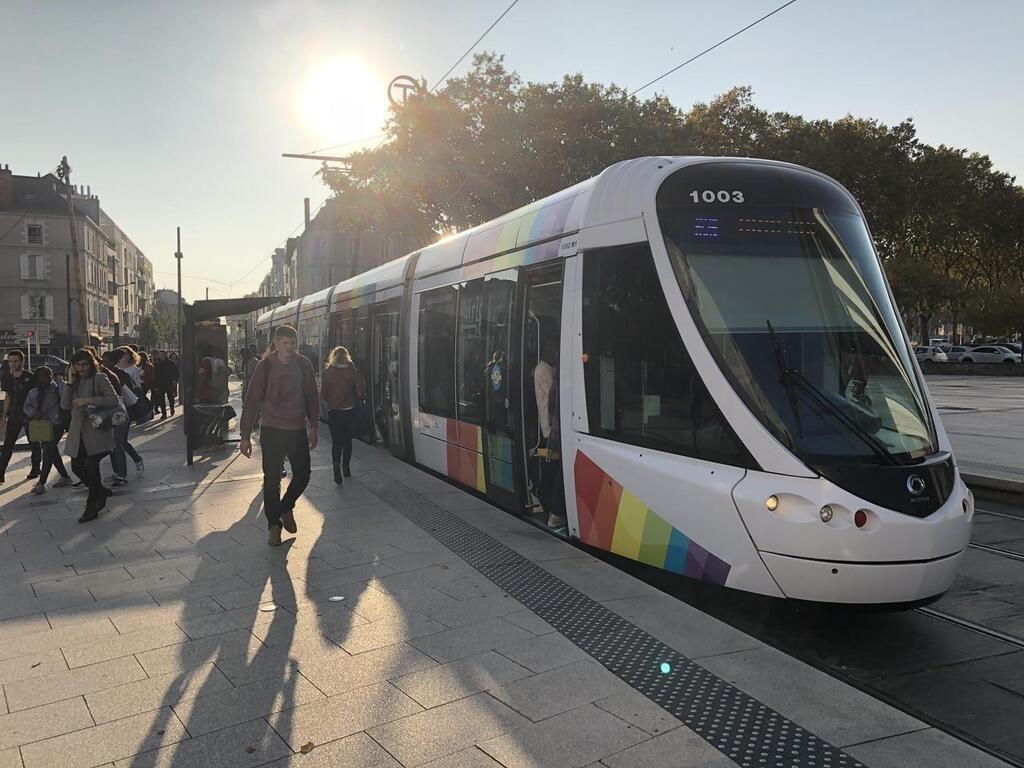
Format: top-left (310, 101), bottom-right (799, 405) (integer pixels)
top-left (3, 0), bottom-right (1022, 300)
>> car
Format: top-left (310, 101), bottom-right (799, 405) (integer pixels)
top-left (947, 346), bottom-right (971, 362)
top-left (914, 346), bottom-right (948, 363)
top-left (0, 354), bottom-right (68, 378)
top-left (960, 346), bottom-right (1022, 364)
top-left (997, 342), bottom-right (1022, 357)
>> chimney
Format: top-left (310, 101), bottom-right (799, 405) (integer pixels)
top-left (304, 197), bottom-right (310, 228)
top-left (0, 164), bottom-right (13, 209)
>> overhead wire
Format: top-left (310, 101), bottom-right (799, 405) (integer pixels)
top-left (628, 0), bottom-right (799, 96)
top-left (429, 0), bottom-right (521, 93)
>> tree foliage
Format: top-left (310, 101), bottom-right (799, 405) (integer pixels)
top-left (138, 307), bottom-right (177, 349)
top-left (320, 53), bottom-right (1024, 341)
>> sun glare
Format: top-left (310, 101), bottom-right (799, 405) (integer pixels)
top-left (299, 57), bottom-right (386, 143)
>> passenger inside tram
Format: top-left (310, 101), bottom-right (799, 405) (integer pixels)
top-left (533, 339), bottom-right (566, 529)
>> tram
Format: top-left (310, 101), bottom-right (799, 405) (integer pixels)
top-left (257, 156), bottom-right (973, 605)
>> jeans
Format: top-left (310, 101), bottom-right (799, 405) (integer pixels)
top-left (260, 426), bottom-right (311, 529)
top-left (327, 408), bottom-right (356, 468)
top-left (0, 419), bottom-right (41, 479)
top-left (39, 427), bottom-right (70, 483)
top-left (74, 442), bottom-right (105, 507)
top-left (111, 421), bottom-right (142, 478)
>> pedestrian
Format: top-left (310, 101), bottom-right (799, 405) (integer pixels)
top-left (167, 351), bottom-right (180, 411)
top-left (321, 345), bottom-right (363, 485)
top-left (152, 350), bottom-right (173, 419)
top-left (103, 349), bottom-right (144, 486)
top-left (139, 351), bottom-right (155, 401)
top-left (22, 366), bottom-right (72, 493)
top-left (239, 325), bottom-right (319, 546)
top-left (0, 349), bottom-right (42, 484)
top-left (62, 349), bottom-right (118, 523)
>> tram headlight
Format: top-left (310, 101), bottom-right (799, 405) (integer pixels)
top-left (819, 505), bottom-right (834, 523)
top-left (765, 495), bottom-right (779, 512)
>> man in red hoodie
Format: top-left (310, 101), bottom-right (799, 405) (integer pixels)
top-left (239, 325), bottom-right (319, 546)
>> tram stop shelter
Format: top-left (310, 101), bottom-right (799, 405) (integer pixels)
top-left (182, 296), bottom-right (287, 465)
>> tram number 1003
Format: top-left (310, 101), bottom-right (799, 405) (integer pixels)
top-left (690, 190), bottom-right (745, 203)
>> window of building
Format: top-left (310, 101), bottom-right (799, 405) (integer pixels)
top-left (21, 295), bottom-right (53, 320)
top-left (417, 285), bottom-right (458, 417)
top-left (21, 254), bottom-right (43, 280)
top-left (26, 224), bottom-right (43, 245)
top-left (581, 243), bottom-right (755, 468)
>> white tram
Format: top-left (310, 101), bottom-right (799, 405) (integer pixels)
top-left (257, 156), bottom-right (973, 605)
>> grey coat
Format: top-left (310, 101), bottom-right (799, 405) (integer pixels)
top-left (61, 372), bottom-right (118, 457)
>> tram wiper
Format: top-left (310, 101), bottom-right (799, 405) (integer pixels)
top-left (766, 321), bottom-right (896, 466)
top-left (766, 320), bottom-right (803, 441)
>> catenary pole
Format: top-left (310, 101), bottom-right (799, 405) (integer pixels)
top-left (175, 226), bottom-right (182, 353)
top-left (56, 157), bottom-right (90, 348)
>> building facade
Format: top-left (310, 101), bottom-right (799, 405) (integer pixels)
top-left (0, 164), bottom-right (154, 356)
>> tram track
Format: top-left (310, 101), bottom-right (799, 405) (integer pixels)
top-left (968, 541), bottom-right (1024, 563)
top-left (915, 605), bottom-right (1024, 650)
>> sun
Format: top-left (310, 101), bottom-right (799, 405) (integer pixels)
top-left (299, 57), bottom-right (387, 143)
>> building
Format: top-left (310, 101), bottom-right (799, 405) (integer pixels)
top-left (0, 163), bottom-right (154, 357)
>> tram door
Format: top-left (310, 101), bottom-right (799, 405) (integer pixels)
top-left (479, 270), bottom-right (519, 510)
top-left (370, 303), bottom-right (403, 454)
top-left (519, 263), bottom-right (567, 531)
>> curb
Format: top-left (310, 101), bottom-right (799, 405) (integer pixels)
top-left (962, 472), bottom-right (1024, 504)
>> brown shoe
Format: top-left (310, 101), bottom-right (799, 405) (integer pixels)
top-left (267, 525), bottom-right (282, 546)
top-left (280, 508), bottom-right (297, 534)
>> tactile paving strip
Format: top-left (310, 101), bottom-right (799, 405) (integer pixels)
top-left (367, 477), bottom-right (865, 768)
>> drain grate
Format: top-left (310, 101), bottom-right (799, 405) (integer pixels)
top-left (367, 479), bottom-right (865, 768)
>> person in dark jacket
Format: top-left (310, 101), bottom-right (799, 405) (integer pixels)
top-left (239, 325), bottom-right (319, 546)
top-left (153, 349), bottom-right (177, 419)
top-left (321, 346), bottom-right (364, 485)
top-left (23, 366), bottom-right (72, 493)
top-left (0, 349), bottom-right (42, 483)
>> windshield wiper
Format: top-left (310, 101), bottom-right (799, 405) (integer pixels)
top-left (766, 320), bottom-right (802, 441)
top-left (766, 321), bottom-right (897, 466)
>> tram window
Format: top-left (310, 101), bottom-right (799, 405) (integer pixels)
top-left (483, 272), bottom-right (516, 429)
top-left (456, 280), bottom-right (486, 424)
top-left (418, 285), bottom-right (458, 417)
top-left (298, 315), bottom-right (323, 370)
top-left (581, 244), bottom-right (755, 468)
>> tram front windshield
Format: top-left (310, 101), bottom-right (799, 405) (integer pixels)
top-left (659, 184), bottom-right (936, 467)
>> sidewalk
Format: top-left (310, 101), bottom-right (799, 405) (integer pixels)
top-left (0, 415), bottom-right (1010, 768)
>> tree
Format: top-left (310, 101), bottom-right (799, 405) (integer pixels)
top-left (139, 307), bottom-right (176, 349)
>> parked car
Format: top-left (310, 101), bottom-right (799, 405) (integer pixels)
top-left (947, 346), bottom-right (971, 362)
top-left (914, 346), bottom-right (949, 363)
top-left (997, 342), bottom-right (1022, 357)
top-left (960, 346), bottom-right (1022, 364)
top-left (0, 354), bottom-right (68, 378)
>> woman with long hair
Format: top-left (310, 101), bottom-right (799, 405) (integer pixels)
top-left (62, 350), bottom-right (117, 522)
top-left (22, 366), bottom-right (72, 493)
top-left (321, 346), bottom-right (363, 485)
top-left (104, 348), bottom-right (144, 486)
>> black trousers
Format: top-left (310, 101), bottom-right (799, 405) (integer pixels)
top-left (74, 442), bottom-right (105, 507)
top-left (154, 385), bottom-right (176, 417)
top-left (260, 426), bottom-right (311, 529)
top-left (39, 428), bottom-right (70, 483)
top-left (327, 409), bottom-right (356, 468)
top-left (0, 419), bottom-right (41, 479)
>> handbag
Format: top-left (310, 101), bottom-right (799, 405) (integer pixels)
top-left (28, 419), bottom-right (54, 444)
top-left (84, 401), bottom-right (129, 430)
top-left (132, 394), bottom-right (154, 424)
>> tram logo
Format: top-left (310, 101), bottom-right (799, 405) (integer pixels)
top-left (907, 475), bottom-right (927, 496)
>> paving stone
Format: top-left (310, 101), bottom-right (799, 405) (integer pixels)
top-left (594, 689), bottom-right (681, 736)
top-left (0, 698), bottom-right (94, 752)
top-left (30, 569), bottom-right (133, 597)
top-left (0, 587), bottom-right (95, 622)
top-left (4, 656), bottom-right (147, 712)
top-left (423, 593), bottom-right (526, 628)
top-left (330, 611), bottom-right (449, 654)
top-left (393, 650), bottom-right (533, 708)
top-left (85, 663), bottom-right (233, 724)
top-left (481, 704), bottom-right (648, 768)
top-left (598, 724), bottom-right (735, 768)
top-left (298, 642), bottom-right (437, 695)
top-left (0, 614), bottom-right (51, 644)
top-left (0, 747), bottom-right (20, 768)
top-left (408, 617), bottom-right (535, 663)
top-left (134, 628), bottom-right (260, 676)
top-left (301, 562), bottom-right (399, 594)
top-left (20, 707), bottom-right (188, 768)
top-left (44, 594), bottom-right (161, 631)
top-left (698, 645), bottom-right (925, 747)
top-left (0, 619), bottom-right (117, 663)
top-left (844, 727), bottom-right (1008, 767)
top-left (497, 632), bottom-right (591, 673)
top-left (602, 594), bottom-right (762, 661)
top-left (62, 624), bottom-right (189, 668)
top-left (538, 558), bottom-right (660, 602)
top-left (114, 717), bottom-right (292, 768)
top-left (172, 671), bottom-right (323, 736)
top-left (148, 573), bottom-right (252, 605)
top-left (368, 692), bottom-right (530, 767)
top-left (418, 747), bottom-right (505, 768)
top-left (0, 648), bottom-right (68, 685)
top-left (488, 659), bottom-right (628, 722)
top-left (268, 681), bottom-right (422, 750)
top-left (260, 732), bottom-right (402, 768)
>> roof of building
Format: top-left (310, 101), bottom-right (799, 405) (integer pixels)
top-left (4, 173), bottom-right (71, 215)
